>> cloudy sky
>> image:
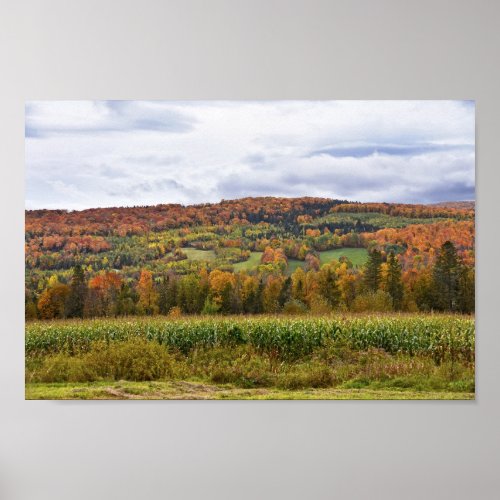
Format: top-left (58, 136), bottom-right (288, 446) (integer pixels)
top-left (25, 100), bottom-right (475, 210)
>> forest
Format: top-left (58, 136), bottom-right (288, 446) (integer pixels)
top-left (25, 197), bottom-right (475, 320)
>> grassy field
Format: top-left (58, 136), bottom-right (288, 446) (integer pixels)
top-left (232, 251), bottom-right (263, 271)
top-left (25, 314), bottom-right (475, 400)
top-left (181, 248), bottom-right (216, 261)
top-left (288, 248), bottom-right (368, 273)
top-left (230, 248), bottom-right (368, 273)
top-left (319, 248), bottom-right (368, 267)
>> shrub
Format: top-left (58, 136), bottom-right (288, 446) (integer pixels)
top-left (351, 290), bottom-right (393, 312)
top-left (283, 299), bottom-right (308, 315)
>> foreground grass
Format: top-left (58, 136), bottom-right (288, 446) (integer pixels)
top-left (25, 381), bottom-right (474, 400)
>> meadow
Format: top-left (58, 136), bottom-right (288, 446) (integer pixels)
top-left (25, 313), bottom-right (475, 400)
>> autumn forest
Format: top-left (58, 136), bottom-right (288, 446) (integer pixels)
top-left (25, 197), bottom-right (475, 320)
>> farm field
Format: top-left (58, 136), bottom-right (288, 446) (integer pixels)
top-left (25, 314), bottom-right (475, 400)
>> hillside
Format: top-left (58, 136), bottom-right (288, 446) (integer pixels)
top-left (25, 197), bottom-right (475, 319)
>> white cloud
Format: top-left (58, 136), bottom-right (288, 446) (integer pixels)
top-left (25, 100), bottom-right (475, 209)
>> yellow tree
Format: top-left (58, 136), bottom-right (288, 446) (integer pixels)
top-left (262, 275), bottom-right (283, 313)
top-left (137, 269), bottom-right (159, 315)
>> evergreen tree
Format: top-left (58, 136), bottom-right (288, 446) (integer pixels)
top-left (385, 252), bottom-right (403, 310)
top-left (220, 282), bottom-right (233, 314)
top-left (457, 263), bottom-right (475, 314)
top-left (158, 273), bottom-right (177, 314)
top-left (278, 276), bottom-right (292, 308)
top-left (364, 249), bottom-right (383, 292)
top-left (433, 241), bottom-right (459, 311)
top-left (66, 264), bottom-right (87, 318)
top-left (317, 266), bottom-right (340, 308)
top-left (116, 283), bottom-right (137, 316)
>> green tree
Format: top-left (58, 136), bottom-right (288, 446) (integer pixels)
top-left (433, 241), bottom-right (459, 311)
top-left (457, 263), bottom-right (475, 314)
top-left (278, 276), bottom-right (292, 309)
top-left (317, 265), bottom-right (340, 308)
top-left (158, 274), bottom-right (177, 314)
top-left (116, 283), bottom-right (137, 316)
top-left (385, 252), bottom-right (403, 310)
top-left (364, 249), bottom-right (382, 292)
top-left (66, 264), bottom-right (87, 318)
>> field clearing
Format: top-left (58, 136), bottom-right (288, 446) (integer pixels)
top-left (288, 248), bottom-right (368, 273)
top-left (319, 248), bottom-right (368, 266)
top-left (232, 251), bottom-right (263, 271)
top-left (181, 248), bottom-right (216, 261)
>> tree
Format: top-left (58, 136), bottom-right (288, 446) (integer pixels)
top-left (304, 252), bottom-right (320, 272)
top-left (262, 275), bottom-right (283, 313)
top-left (291, 267), bottom-right (306, 303)
top-left (385, 252), bottom-right (403, 310)
top-left (87, 271), bottom-right (122, 316)
top-left (364, 249), bottom-right (383, 292)
top-left (208, 270), bottom-right (235, 313)
top-left (38, 283), bottom-right (70, 319)
top-left (278, 276), bottom-right (292, 309)
top-left (116, 283), bottom-right (137, 316)
top-left (137, 269), bottom-right (159, 315)
top-left (158, 273), bottom-right (177, 314)
top-left (317, 265), bottom-right (340, 308)
top-left (433, 241), bottom-right (460, 311)
top-left (457, 263), bottom-right (475, 314)
top-left (66, 264), bottom-right (87, 318)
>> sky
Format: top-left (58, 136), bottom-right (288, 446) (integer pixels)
top-left (25, 100), bottom-right (475, 210)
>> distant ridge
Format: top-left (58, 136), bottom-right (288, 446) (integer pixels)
top-left (430, 201), bottom-right (475, 210)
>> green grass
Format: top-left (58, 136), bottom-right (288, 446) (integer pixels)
top-left (319, 248), bottom-right (368, 267)
top-left (179, 247), bottom-right (367, 273)
top-left (287, 248), bottom-right (368, 273)
top-left (287, 259), bottom-right (304, 273)
top-left (232, 251), bottom-right (263, 271)
top-left (182, 248), bottom-right (216, 261)
top-left (25, 380), bottom-right (474, 400)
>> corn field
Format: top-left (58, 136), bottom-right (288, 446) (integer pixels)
top-left (26, 314), bottom-right (475, 363)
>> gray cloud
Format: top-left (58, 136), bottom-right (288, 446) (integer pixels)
top-left (25, 100), bottom-right (475, 209)
top-left (308, 143), bottom-right (474, 159)
top-left (26, 101), bottom-right (196, 138)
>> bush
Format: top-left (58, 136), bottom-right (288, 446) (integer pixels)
top-left (277, 363), bottom-right (335, 389)
top-left (351, 290), bottom-right (393, 312)
top-left (283, 299), bottom-right (308, 315)
top-left (30, 339), bottom-right (173, 382)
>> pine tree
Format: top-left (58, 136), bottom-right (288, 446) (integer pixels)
top-left (278, 276), bottom-right (292, 308)
top-left (364, 249), bottom-right (383, 292)
top-left (318, 266), bottom-right (340, 308)
top-left (385, 252), bottom-right (403, 310)
top-left (433, 241), bottom-right (460, 311)
top-left (158, 273), bottom-right (177, 314)
top-left (66, 264), bottom-right (87, 318)
top-left (457, 263), bottom-right (475, 314)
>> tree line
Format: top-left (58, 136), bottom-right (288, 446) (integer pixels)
top-left (26, 240), bottom-right (474, 320)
